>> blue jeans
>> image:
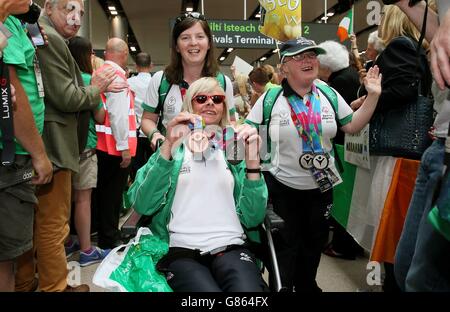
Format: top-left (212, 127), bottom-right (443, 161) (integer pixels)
top-left (394, 139), bottom-right (445, 291)
top-left (405, 168), bottom-right (450, 291)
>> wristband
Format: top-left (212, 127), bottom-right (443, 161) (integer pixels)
top-left (148, 128), bottom-right (160, 143)
top-left (245, 167), bottom-right (261, 174)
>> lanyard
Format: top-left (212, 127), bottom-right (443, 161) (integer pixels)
top-left (0, 57), bottom-right (15, 166)
top-left (287, 84), bottom-right (323, 153)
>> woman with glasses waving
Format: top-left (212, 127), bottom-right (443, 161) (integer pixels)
top-left (245, 37), bottom-right (382, 292)
top-left (127, 77), bottom-right (268, 292)
top-left (141, 12), bottom-right (236, 151)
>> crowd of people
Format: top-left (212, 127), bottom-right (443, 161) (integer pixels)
top-left (0, 0), bottom-right (448, 293)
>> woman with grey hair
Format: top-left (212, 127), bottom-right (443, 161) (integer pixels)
top-left (317, 40), bottom-right (361, 137)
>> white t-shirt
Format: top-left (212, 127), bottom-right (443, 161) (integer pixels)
top-left (168, 146), bottom-right (245, 253)
top-left (246, 81), bottom-right (353, 190)
top-left (128, 72), bottom-right (152, 137)
top-left (143, 70), bottom-right (236, 131)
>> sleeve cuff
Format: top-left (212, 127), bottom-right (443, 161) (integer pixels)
top-left (243, 176), bottom-right (266, 188)
top-left (143, 103), bottom-right (157, 113)
top-left (116, 141), bottom-right (129, 151)
top-left (245, 120), bottom-right (260, 128)
top-left (339, 113), bottom-right (353, 126)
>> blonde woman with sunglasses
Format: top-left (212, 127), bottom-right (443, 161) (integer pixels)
top-left (127, 77), bottom-right (268, 292)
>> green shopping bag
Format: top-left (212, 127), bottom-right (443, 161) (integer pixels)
top-left (109, 231), bottom-right (172, 292)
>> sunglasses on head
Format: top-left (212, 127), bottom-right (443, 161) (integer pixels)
top-left (193, 94), bottom-right (225, 105)
top-left (175, 12), bottom-right (206, 25)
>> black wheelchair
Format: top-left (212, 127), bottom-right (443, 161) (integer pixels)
top-left (121, 203), bottom-right (287, 292)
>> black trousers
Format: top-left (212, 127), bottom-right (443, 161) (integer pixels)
top-left (96, 150), bottom-right (131, 249)
top-left (264, 172), bottom-right (332, 292)
top-left (164, 248), bottom-right (267, 292)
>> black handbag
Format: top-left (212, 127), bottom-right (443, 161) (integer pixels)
top-left (369, 6), bottom-right (435, 160)
top-left (369, 83), bottom-right (434, 160)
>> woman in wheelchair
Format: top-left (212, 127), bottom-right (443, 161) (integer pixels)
top-left (127, 77), bottom-right (268, 292)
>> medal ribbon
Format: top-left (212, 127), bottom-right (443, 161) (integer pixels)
top-left (287, 84), bottom-right (324, 153)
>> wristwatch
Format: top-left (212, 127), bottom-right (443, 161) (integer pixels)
top-left (245, 167), bottom-right (261, 174)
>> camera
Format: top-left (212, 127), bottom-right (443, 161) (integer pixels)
top-left (14, 2), bottom-right (41, 24)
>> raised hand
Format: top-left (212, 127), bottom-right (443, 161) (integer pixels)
top-left (363, 65), bottom-right (382, 96)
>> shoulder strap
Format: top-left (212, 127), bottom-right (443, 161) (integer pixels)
top-left (315, 82), bottom-right (344, 173)
top-left (315, 82), bottom-right (338, 117)
top-left (216, 72), bottom-right (226, 91)
top-left (157, 73), bottom-right (171, 114)
top-left (262, 86), bottom-right (283, 126)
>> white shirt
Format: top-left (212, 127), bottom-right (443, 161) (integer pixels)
top-left (128, 72), bottom-right (152, 137)
top-left (246, 83), bottom-right (353, 189)
top-left (432, 82), bottom-right (450, 138)
top-left (143, 70), bottom-right (236, 130)
top-left (103, 60), bottom-right (134, 151)
top-left (168, 146), bottom-right (245, 253)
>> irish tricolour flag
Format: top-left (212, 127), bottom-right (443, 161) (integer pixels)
top-left (337, 9), bottom-right (353, 42)
top-left (332, 145), bottom-right (421, 263)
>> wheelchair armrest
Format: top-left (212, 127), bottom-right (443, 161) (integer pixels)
top-left (265, 205), bottom-right (285, 231)
top-left (121, 209), bottom-right (142, 236)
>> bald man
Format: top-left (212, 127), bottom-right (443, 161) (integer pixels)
top-left (95, 38), bottom-right (137, 250)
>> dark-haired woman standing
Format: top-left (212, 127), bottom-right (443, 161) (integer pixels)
top-left (141, 12), bottom-right (236, 150)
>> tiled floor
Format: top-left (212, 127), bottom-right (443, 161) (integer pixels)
top-left (69, 210), bottom-right (381, 292)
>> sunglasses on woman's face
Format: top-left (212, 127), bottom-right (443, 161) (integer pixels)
top-left (175, 12), bottom-right (206, 25)
top-left (193, 94), bottom-right (225, 105)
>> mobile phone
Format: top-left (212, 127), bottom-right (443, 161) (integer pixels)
top-left (26, 22), bottom-right (45, 47)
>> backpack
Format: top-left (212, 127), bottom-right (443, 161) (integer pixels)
top-left (155, 72), bottom-right (227, 133)
top-left (258, 82), bottom-right (344, 172)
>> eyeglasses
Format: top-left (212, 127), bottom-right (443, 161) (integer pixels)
top-left (193, 94), bottom-right (225, 105)
top-left (175, 12), bottom-right (206, 25)
top-left (283, 52), bottom-right (317, 63)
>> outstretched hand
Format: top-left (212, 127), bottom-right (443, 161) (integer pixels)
top-left (429, 9), bottom-right (450, 90)
top-left (363, 65), bottom-right (382, 96)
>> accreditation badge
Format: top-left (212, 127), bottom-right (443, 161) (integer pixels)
top-left (310, 167), bottom-right (333, 193)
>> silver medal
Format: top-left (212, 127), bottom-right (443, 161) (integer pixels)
top-left (299, 153), bottom-right (315, 170)
top-left (312, 154), bottom-right (329, 170)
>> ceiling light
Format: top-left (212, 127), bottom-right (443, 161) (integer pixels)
top-left (260, 57), bottom-right (267, 62)
top-left (111, 10), bottom-right (118, 15)
top-left (255, 13), bottom-right (261, 18)
top-left (272, 49), bottom-right (279, 53)
top-left (327, 12), bottom-right (335, 17)
top-left (219, 56), bottom-right (226, 61)
top-left (226, 48), bottom-right (234, 53)
top-left (130, 46), bottom-right (137, 52)
top-left (108, 6), bottom-right (116, 11)
top-left (186, 7), bottom-right (193, 12)
top-left (321, 16), bottom-right (328, 21)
